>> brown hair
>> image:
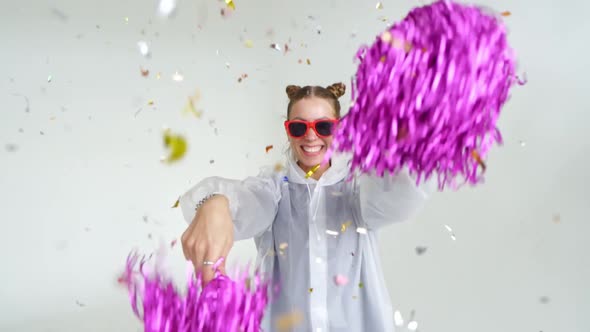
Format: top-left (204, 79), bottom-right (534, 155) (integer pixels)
top-left (285, 83), bottom-right (346, 118)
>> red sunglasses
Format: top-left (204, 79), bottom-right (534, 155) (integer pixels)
top-left (284, 119), bottom-right (339, 138)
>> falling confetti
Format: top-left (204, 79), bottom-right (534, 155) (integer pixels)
top-left (519, 140), bottom-right (526, 147)
top-left (279, 242), bottom-right (288, 250)
top-left (137, 40), bottom-right (150, 57)
top-left (444, 224), bottom-right (457, 241)
top-left (356, 227), bottom-right (367, 235)
top-left (50, 8), bottom-right (69, 21)
top-left (209, 159), bottom-right (215, 164)
top-left (156, 72), bottom-right (162, 79)
top-left (265, 145), bottom-right (273, 153)
top-left (172, 71), bottom-right (184, 82)
top-left (225, 0), bottom-right (235, 10)
top-left (47, 75), bottom-right (52, 83)
top-left (275, 311), bottom-right (303, 332)
top-left (161, 128), bottom-right (187, 163)
top-left (501, 11), bottom-right (511, 17)
top-left (148, 100), bottom-right (155, 106)
top-left (124, 17), bottom-right (129, 23)
top-left (140, 67), bottom-right (149, 77)
top-left (552, 214), bottom-right (561, 223)
top-left (183, 91), bottom-right (203, 118)
top-left (326, 230), bottom-right (339, 236)
top-left (415, 246), bottom-right (428, 255)
top-left (308, 288), bottom-right (313, 293)
top-left (305, 164), bottom-right (321, 178)
top-left (539, 296), bottom-right (550, 304)
top-left (274, 162), bottom-right (284, 172)
top-left (170, 239), bottom-right (178, 248)
top-left (341, 221), bottom-right (352, 232)
top-left (157, 0), bottom-right (177, 17)
top-left (270, 43), bottom-right (281, 51)
top-left (394, 310), bottom-right (404, 326)
top-left (306, 58), bottom-right (311, 65)
top-left (376, 2), bottom-right (383, 9)
top-left (407, 321), bottom-right (418, 331)
top-left (244, 40), bottom-right (254, 48)
top-left (358, 282), bottom-right (364, 288)
top-left (334, 274), bottom-right (349, 286)
top-left (75, 300), bottom-right (86, 307)
top-left (4, 144), bottom-right (18, 152)
top-left (172, 198), bottom-right (180, 208)
top-left (237, 73), bottom-right (248, 82)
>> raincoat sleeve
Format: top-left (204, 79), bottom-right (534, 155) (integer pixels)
top-left (178, 167), bottom-right (282, 241)
top-left (358, 169), bottom-right (436, 230)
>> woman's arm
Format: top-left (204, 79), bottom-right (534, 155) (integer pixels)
top-left (357, 168), bottom-right (436, 230)
top-left (179, 166), bottom-right (282, 241)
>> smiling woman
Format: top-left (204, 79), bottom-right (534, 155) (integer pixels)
top-left (179, 82), bottom-right (433, 331)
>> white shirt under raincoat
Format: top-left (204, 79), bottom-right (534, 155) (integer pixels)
top-left (179, 153), bottom-right (432, 332)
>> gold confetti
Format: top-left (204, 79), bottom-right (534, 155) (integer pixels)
top-left (306, 58), bottom-right (311, 65)
top-left (225, 0), bottom-right (235, 10)
top-left (265, 145), bottom-right (273, 153)
top-left (308, 288), bottom-right (313, 293)
top-left (148, 100), bottom-right (155, 106)
top-left (358, 282), bottom-right (364, 288)
top-left (471, 150), bottom-right (487, 172)
top-left (274, 162), bottom-right (285, 172)
top-left (172, 198), bottom-right (180, 208)
top-left (376, 2), bottom-right (383, 9)
top-left (341, 221), bottom-right (352, 232)
top-left (161, 128), bottom-right (187, 163)
top-left (279, 242), bottom-right (288, 250)
top-left (244, 39), bottom-right (253, 48)
top-left (156, 72), bottom-right (161, 80)
top-left (172, 71), bottom-right (184, 82)
top-left (501, 11), bottom-right (511, 17)
top-left (275, 311), bottom-right (303, 332)
top-left (305, 164), bottom-right (321, 179)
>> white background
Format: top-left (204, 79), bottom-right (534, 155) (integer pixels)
top-left (1, 0), bottom-right (588, 331)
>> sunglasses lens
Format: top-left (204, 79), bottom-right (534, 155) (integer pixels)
top-left (315, 121), bottom-right (335, 136)
top-left (288, 122), bottom-right (308, 137)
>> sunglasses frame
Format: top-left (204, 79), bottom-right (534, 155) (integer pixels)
top-left (284, 119), bottom-right (339, 138)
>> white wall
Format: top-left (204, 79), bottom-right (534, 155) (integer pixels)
top-left (1, 0), bottom-right (588, 331)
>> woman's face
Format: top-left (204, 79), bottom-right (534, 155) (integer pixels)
top-left (287, 97), bottom-right (337, 169)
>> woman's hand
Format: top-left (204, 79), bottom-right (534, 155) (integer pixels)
top-left (181, 195), bottom-right (234, 286)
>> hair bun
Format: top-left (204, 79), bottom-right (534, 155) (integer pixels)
top-left (286, 85), bottom-right (302, 100)
top-left (327, 82), bottom-right (346, 99)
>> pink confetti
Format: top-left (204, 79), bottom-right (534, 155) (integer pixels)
top-left (120, 252), bottom-right (271, 332)
top-left (327, 0), bottom-right (521, 190)
top-left (334, 274), bottom-right (349, 286)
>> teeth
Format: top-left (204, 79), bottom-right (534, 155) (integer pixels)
top-left (302, 146), bottom-right (321, 153)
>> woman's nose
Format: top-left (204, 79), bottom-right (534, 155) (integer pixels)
top-left (304, 127), bottom-right (318, 140)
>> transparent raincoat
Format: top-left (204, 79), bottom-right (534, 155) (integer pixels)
top-left (179, 153), bottom-right (433, 331)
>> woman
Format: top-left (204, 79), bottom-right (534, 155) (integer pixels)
top-left (179, 83), bottom-right (432, 331)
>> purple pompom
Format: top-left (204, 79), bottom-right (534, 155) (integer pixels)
top-left (120, 253), bottom-right (271, 332)
top-left (329, 0), bottom-right (519, 189)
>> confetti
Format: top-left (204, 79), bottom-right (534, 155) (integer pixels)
top-left (415, 246), bottom-right (428, 255)
top-left (140, 67), bottom-right (149, 77)
top-left (157, 0), bottom-right (177, 17)
top-left (47, 75), bottom-right (52, 83)
top-left (308, 288), bottom-right (313, 293)
top-left (210, 159), bottom-right (215, 164)
top-left (244, 40), bottom-right (254, 48)
top-left (279, 242), bottom-right (288, 250)
top-left (341, 221), bottom-right (352, 232)
top-left (183, 93), bottom-right (203, 119)
top-left (274, 162), bottom-right (285, 172)
top-left (172, 198), bottom-right (180, 208)
top-left (161, 128), bottom-right (187, 163)
top-left (237, 73), bottom-right (248, 82)
top-left (539, 296), bottom-right (550, 304)
top-left (444, 224), bottom-right (456, 241)
top-left (305, 164), bottom-right (321, 179)
top-left (148, 100), bottom-right (155, 106)
top-left (328, 0), bottom-right (520, 189)
top-left (394, 310), bottom-right (404, 326)
top-left (326, 230), bottom-right (339, 236)
top-left (306, 58), bottom-right (311, 65)
top-left (500, 11), bottom-right (511, 17)
top-left (358, 282), bottom-right (364, 288)
top-left (75, 300), bottom-right (86, 307)
top-left (275, 311), bottom-right (303, 332)
top-left (334, 274), bottom-right (349, 286)
top-left (137, 40), bottom-right (150, 57)
top-left (172, 71), bottom-right (184, 82)
top-left (356, 227), bottom-right (367, 235)
top-left (5, 144), bottom-right (18, 152)
top-left (376, 2), bottom-right (383, 9)
top-left (270, 43), bottom-right (281, 51)
top-left (170, 239), bottom-right (178, 248)
top-left (552, 214), bottom-right (561, 223)
top-left (124, 17), bottom-right (129, 23)
top-left (50, 8), bottom-right (69, 22)
top-left (156, 72), bottom-right (162, 79)
top-left (407, 321), bottom-right (418, 331)
top-left (225, 0), bottom-right (235, 10)
top-left (519, 140), bottom-right (526, 147)
top-left (265, 145), bottom-right (273, 153)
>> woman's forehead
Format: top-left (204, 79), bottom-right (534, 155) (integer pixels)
top-left (290, 97), bottom-right (336, 119)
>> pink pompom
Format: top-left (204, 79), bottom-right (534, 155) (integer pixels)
top-left (120, 252), bottom-right (271, 332)
top-left (329, 0), bottom-right (520, 189)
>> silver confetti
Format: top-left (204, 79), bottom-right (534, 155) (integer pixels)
top-left (157, 0), bottom-right (177, 17)
top-left (394, 310), bottom-right (404, 326)
top-left (444, 224), bottom-right (456, 240)
top-left (415, 246), bottom-right (427, 255)
top-left (137, 40), bottom-right (150, 57)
